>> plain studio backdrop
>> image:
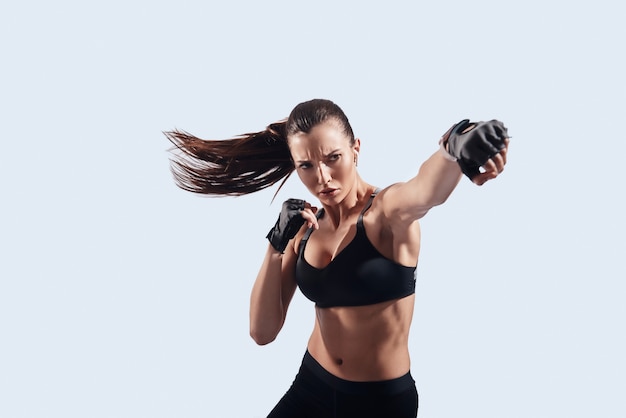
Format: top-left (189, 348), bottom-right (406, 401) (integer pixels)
top-left (1, 1), bottom-right (624, 417)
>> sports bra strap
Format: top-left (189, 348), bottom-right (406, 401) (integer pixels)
top-left (298, 209), bottom-right (324, 257)
top-left (299, 188), bottom-right (381, 257)
top-left (357, 188), bottom-right (381, 227)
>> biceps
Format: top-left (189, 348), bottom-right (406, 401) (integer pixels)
top-left (381, 182), bottom-right (431, 223)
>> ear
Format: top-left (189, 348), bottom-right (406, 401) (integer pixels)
top-left (353, 138), bottom-right (361, 166)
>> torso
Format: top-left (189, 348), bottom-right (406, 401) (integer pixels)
top-left (307, 294), bottom-right (416, 381)
top-left (294, 187), bottom-right (421, 381)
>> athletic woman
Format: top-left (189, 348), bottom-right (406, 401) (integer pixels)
top-left (166, 99), bottom-right (510, 417)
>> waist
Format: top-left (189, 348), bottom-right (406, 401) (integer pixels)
top-left (302, 350), bottom-right (415, 396)
top-left (307, 294), bottom-right (414, 379)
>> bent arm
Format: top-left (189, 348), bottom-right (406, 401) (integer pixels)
top-left (249, 241), bottom-right (298, 345)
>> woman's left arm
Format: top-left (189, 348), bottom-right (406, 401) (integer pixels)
top-left (382, 120), bottom-right (509, 222)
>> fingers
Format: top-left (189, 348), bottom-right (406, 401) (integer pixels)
top-left (301, 205), bottom-right (319, 229)
top-left (472, 141), bottom-right (509, 186)
top-left (472, 169), bottom-right (497, 186)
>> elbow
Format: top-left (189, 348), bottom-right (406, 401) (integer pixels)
top-left (249, 303), bottom-right (286, 345)
top-left (250, 328), bottom-right (277, 346)
top-left (431, 195), bottom-right (450, 208)
top-left (249, 322), bottom-right (281, 346)
top-left (421, 190), bottom-right (452, 211)
top-left (412, 197), bottom-right (445, 219)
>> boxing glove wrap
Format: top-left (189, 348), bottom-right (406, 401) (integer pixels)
top-left (266, 199), bottom-right (306, 253)
top-left (443, 119), bottom-right (508, 179)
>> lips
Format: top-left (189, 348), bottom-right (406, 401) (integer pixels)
top-left (319, 188), bottom-right (337, 196)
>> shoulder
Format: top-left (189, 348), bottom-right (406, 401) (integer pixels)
top-left (372, 183), bottom-right (414, 221)
top-left (365, 185), bottom-right (422, 263)
top-left (367, 184), bottom-right (420, 232)
top-left (371, 181), bottom-right (432, 224)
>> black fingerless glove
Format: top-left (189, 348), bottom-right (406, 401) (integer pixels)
top-left (445, 119), bottom-right (509, 179)
top-left (266, 199), bottom-right (306, 253)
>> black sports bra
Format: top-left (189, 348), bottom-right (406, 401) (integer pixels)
top-left (296, 190), bottom-right (416, 308)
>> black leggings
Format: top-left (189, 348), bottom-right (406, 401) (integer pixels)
top-left (267, 351), bottom-right (418, 418)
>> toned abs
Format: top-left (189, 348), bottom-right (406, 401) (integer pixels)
top-left (307, 294), bottom-right (415, 381)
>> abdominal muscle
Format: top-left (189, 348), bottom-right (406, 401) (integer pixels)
top-left (306, 294), bottom-right (415, 382)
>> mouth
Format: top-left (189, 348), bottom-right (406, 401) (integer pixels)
top-left (319, 188), bottom-right (338, 196)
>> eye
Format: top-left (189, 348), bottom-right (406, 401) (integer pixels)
top-left (298, 162), bottom-right (312, 169)
top-left (328, 153), bottom-right (341, 162)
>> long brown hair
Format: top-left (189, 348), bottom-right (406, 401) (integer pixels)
top-left (165, 99), bottom-right (355, 197)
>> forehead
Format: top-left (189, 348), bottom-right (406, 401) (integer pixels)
top-left (288, 121), bottom-right (351, 157)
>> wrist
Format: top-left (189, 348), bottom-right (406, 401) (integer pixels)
top-left (438, 136), bottom-right (457, 162)
top-left (267, 244), bottom-right (284, 258)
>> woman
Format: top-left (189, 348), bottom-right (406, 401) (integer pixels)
top-left (166, 99), bottom-right (509, 417)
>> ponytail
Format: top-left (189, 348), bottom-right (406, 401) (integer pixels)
top-left (165, 120), bottom-right (294, 196)
top-left (166, 99), bottom-right (353, 197)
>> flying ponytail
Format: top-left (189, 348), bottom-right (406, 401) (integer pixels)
top-left (165, 120), bottom-right (294, 196)
top-left (166, 99), bottom-right (354, 197)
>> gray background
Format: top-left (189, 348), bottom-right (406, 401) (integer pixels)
top-left (1, 0), bottom-right (624, 417)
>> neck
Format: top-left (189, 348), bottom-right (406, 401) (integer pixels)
top-left (322, 176), bottom-right (373, 228)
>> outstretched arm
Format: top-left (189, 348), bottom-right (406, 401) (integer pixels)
top-left (382, 120), bottom-right (509, 222)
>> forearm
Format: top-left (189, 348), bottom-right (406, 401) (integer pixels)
top-left (412, 149), bottom-right (463, 208)
top-left (383, 148), bottom-right (464, 222)
top-left (249, 245), bottom-right (289, 345)
top-left (390, 118), bottom-right (509, 221)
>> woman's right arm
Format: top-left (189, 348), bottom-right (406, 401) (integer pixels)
top-left (249, 201), bottom-right (318, 345)
top-left (249, 239), bottom-right (299, 345)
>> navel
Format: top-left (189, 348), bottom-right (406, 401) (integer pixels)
top-left (335, 357), bottom-right (343, 366)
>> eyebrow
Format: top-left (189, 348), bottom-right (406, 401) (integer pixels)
top-left (295, 149), bottom-right (342, 163)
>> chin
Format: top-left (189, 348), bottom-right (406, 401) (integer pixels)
top-left (318, 190), bottom-right (344, 205)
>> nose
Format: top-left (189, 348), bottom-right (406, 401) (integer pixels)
top-left (317, 163), bottom-right (332, 185)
